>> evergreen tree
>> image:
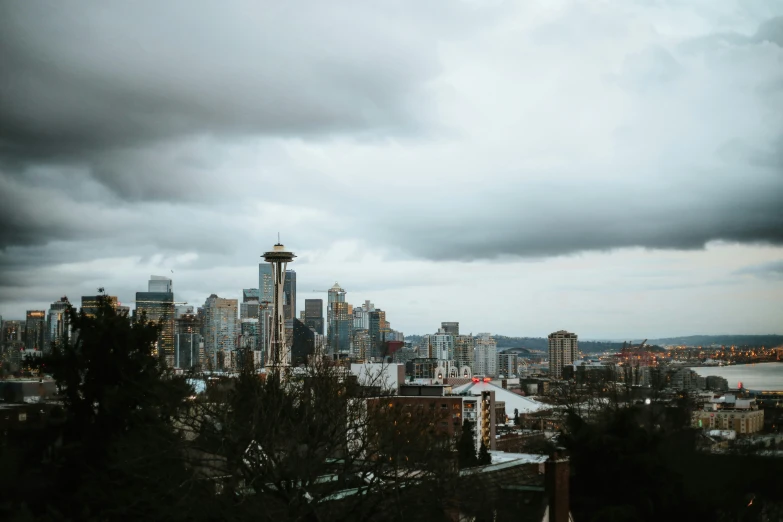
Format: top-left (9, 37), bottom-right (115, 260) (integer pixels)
top-left (513, 408), bottom-right (520, 426)
top-left (477, 441), bottom-right (491, 466)
top-left (31, 293), bottom-right (195, 521)
top-left (457, 419), bottom-right (479, 469)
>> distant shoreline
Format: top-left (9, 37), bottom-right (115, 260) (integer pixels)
top-left (685, 361), bottom-right (783, 368)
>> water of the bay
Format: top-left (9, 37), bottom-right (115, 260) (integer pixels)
top-left (689, 362), bottom-right (783, 391)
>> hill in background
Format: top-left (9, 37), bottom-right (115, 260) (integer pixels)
top-left (404, 334), bottom-right (782, 354)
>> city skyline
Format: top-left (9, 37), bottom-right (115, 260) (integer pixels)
top-left (1, 2), bottom-right (782, 338)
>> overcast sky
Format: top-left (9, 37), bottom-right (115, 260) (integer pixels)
top-left (1, 1), bottom-right (782, 339)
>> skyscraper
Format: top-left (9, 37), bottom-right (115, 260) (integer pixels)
top-left (441, 322), bottom-right (459, 336)
top-left (368, 309), bottom-right (387, 360)
top-left (45, 297), bottom-right (71, 352)
top-left (474, 333), bottom-right (498, 377)
top-left (283, 270), bottom-right (296, 321)
top-left (202, 294), bottom-right (239, 370)
top-left (239, 318), bottom-right (261, 370)
top-left (241, 288), bottom-right (260, 320)
top-left (148, 275), bottom-right (173, 293)
top-left (25, 310), bottom-right (46, 351)
top-left (136, 276), bottom-right (175, 366)
top-left (175, 310), bottom-right (203, 370)
top-left (2, 320), bottom-right (24, 356)
top-left (81, 295), bottom-right (118, 317)
top-left (262, 241), bottom-right (296, 370)
top-left (292, 318), bottom-right (317, 366)
top-left (455, 335), bottom-right (475, 372)
top-left (258, 264), bottom-right (274, 360)
top-left (304, 299), bottom-right (324, 335)
top-left (548, 330), bottom-right (578, 380)
top-left (327, 283), bottom-right (351, 355)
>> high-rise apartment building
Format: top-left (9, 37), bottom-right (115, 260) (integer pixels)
top-left (45, 297), bottom-right (71, 352)
top-left (431, 328), bottom-right (455, 361)
top-left (352, 300), bottom-right (374, 332)
top-left (497, 352), bottom-right (519, 377)
top-left (327, 283), bottom-right (351, 354)
top-left (455, 335), bottom-right (475, 372)
top-left (304, 299), bottom-right (324, 335)
top-left (25, 310), bottom-right (46, 351)
top-left (352, 329), bottom-right (371, 360)
top-left (203, 294), bottom-right (239, 370)
top-left (548, 330), bottom-right (578, 379)
top-left (136, 276), bottom-right (175, 366)
top-left (441, 322), bottom-right (459, 336)
top-left (474, 333), bottom-right (498, 377)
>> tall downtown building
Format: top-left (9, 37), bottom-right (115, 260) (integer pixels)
top-left (430, 328), bottom-right (455, 360)
top-left (304, 299), bottom-right (324, 335)
top-left (175, 308), bottom-right (203, 370)
top-left (241, 289), bottom-right (260, 319)
top-left (441, 322), bottom-right (459, 336)
top-left (135, 276), bottom-right (175, 366)
top-left (455, 335), bottom-right (475, 372)
top-left (474, 333), bottom-right (498, 377)
top-left (283, 270), bottom-right (296, 322)
top-left (202, 294), bottom-right (239, 370)
top-left (548, 330), bottom-right (578, 380)
top-left (24, 310), bottom-right (46, 351)
top-left (46, 297), bottom-right (71, 352)
top-left (368, 309), bottom-right (387, 360)
top-left (327, 283), bottom-right (351, 355)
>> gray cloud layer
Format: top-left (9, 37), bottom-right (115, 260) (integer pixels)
top-left (1, 1), bottom-right (782, 321)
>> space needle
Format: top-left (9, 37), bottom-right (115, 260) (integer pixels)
top-left (262, 238), bottom-right (296, 372)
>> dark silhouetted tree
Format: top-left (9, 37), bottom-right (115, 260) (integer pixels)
top-left (457, 419), bottom-right (479, 469)
top-left (22, 293), bottom-right (197, 521)
top-left (477, 442), bottom-right (491, 466)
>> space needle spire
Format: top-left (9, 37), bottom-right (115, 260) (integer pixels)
top-left (262, 237), bottom-right (296, 373)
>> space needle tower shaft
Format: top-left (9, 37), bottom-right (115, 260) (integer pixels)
top-left (262, 239), bottom-right (296, 372)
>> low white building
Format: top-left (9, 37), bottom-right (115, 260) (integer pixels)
top-left (350, 362), bottom-right (405, 393)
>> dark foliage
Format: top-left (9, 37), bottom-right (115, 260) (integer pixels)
top-left (561, 404), bottom-right (783, 521)
top-left (457, 419), bottom-right (478, 469)
top-left (477, 442), bottom-right (491, 466)
top-left (0, 294), bottom-right (198, 521)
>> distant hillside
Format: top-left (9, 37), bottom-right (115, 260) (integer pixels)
top-left (647, 335), bottom-right (783, 347)
top-left (405, 334), bottom-right (649, 354)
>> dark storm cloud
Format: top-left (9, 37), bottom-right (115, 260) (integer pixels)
top-left (0, 0), bottom-right (499, 258)
top-left (0, 1), bottom-right (482, 162)
top-left (0, 0), bottom-right (501, 258)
